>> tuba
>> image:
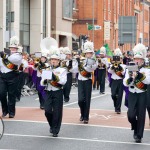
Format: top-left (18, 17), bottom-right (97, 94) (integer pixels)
top-left (40, 37), bottom-right (58, 56)
top-left (40, 37), bottom-right (58, 69)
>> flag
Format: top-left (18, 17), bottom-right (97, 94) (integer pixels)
top-left (87, 24), bottom-right (94, 30)
top-left (104, 44), bottom-right (113, 58)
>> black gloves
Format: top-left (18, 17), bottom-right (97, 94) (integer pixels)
top-left (118, 64), bottom-right (123, 71)
top-left (39, 61), bottom-right (45, 67)
top-left (0, 51), bottom-right (5, 58)
top-left (52, 73), bottom-right (59, 81)
top-left (135, 72), bottom-right (144, 80)
top-left (68, 60), bottom-right (72, 69)
top-left (34, 63), bottom-right (38, 68)
top-left (44, 79), bottom-right (48, 85)
top-left (127, 77), bottom-right (133, 85)
top-left (111, 65), bottom-right (115, 70)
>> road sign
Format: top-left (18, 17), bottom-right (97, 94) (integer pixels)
top-left (118, 16), bottom-right (137, 44)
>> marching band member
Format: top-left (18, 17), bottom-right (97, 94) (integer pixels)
top-left (71, 41), bottom-right (97, 124)
top-left (145, 58), bottom-right (150, 126)
top-left (61, 47), bottom-right (73, 102)
top-left (97, 46), bottom-right (109, 94)
top-left (34, 52), bottom-right (49, 109)
top-left (16, 47), bottom-right (29, 102)
top-left (0, 36), bottom-right (23, 118)
top-left (41, 45), bottom-right (67, 137)
top-left (123, 43), bottom-right (150, 143)
top-left (108, 48), bottom-right (126, 114)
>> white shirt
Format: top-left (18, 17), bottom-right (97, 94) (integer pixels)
top-left (98, 57), bottom-right (109, 69)
top-left (123, 67), bottom-right (150, 93)
top-left (71, 58), bottom-right (97, 81)
top-left (34, 63), bottom-right (49, 77)
top-left (108, 64), bottom-right (126, 80)
top-left (41, 67), bottom-right (67, 91)
top-left (0, 53), bottom-right (22, 73)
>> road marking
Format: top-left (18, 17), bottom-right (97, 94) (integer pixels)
top-left (64, 93), bottom-right (109, 107)
top-left (3, 133), bottom-right (150, 146)
top-left (3, 120), bottom-right (150, 131)
top-left (64, 107), bottom-right (128, 113)
top-left (35, 98), bottom-right (39, 101)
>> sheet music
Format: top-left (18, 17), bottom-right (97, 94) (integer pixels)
top-left (42, 70), bottom-right (52, 80)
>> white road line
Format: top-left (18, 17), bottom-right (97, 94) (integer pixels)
top-left (64, 107), bottom-right (128, 113)
top-left (3, 133), bottom-right (150, 146)
top-left (3, 120), bottom-right (150, 131)
top-left (63, 93), bottom-right (108, 107)
top-left (35, 98), bottom-right (39, 101)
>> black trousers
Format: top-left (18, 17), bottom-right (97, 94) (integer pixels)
top-left (97, 69), bottom-right (106, 93)
top-left (0, 71), bottom-right (19, 116)
top-left (16, 72), bottom-right (25, 101)
top-left (44, 90), bottom-right (63, 134)
top-left (147, 85), bottom-right (150, 120)
top-left (111, 79), bottom-right (123, 112)
top-left (38, 92), bottom-right (45, 107)
top-left (93, 76), bottom-right (99, 89)
top-left (78, 79), bottom-right (92, 120)
top-left (63, 73), bottom-right (72, 101)
top-left (127, 92), bottom-right (147, 138)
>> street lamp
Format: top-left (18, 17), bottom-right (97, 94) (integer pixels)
top-left (92, 0), bottom-right (94, 43)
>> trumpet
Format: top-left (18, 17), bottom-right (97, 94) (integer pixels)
top-left (111, 61), bottom-right (120, 68)
top-left (34, 57), bottom-right (41, 64)
top-left (61, 60), bottom-right (68, 68)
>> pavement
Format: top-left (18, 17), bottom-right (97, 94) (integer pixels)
top-left (0, 83), bottom-right (150, 150)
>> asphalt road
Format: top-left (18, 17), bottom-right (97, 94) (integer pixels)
top-left (0, 83), bottom-right (150, 150)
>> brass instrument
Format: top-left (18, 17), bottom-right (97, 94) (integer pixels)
top-left (111, 60), bottom-right (120, 68)
top-left (61, 60), bottom-right (68, 68)
top-left (97, 58), bottom-right (106, 69)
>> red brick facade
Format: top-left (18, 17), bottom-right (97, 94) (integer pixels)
top-left (73, 0), bottom-right (149, 52)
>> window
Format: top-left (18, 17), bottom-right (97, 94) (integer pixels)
top-left (63, 0), bottom-right (73, 20)
top-left (20, 0), bottom-right (30, 53)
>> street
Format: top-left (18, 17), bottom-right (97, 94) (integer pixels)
top-left (0, 83), bottom-right (150, 150)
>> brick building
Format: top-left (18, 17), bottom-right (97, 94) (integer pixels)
top-left (73, 0), bottom-right (150, 52)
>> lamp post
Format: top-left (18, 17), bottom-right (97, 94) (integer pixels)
top-left (142, 0), bottom-right (145, 44)
top-left (92, 0), bottom-right (94, 43)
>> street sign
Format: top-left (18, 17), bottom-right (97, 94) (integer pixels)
top-left (94, 25), bottom-right (101, 30)
top-left (118, 16), bottom-right (137, 44)
top-left (104, 21), bottom-right (110, 40)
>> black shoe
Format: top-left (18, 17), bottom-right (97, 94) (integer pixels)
top-left (64, 99), bottom-right (69, 102)
top-left (9, 114), bottom-right (14, 118)
top-left (133, 130), bottom-right (137, 140)
top-left (135, 137), bottom-right (141, 143)
top-left (53, 133), bottom-right (58, 137)
top-left (16, 97), bottom-right (20, 102)
top-left (2, 112), bottom-right (8, 118)
top-left (100, 92), bottom-right (105, 94)
top-left (116, 111), bottom-right (121, 114)
top-left (80, 116), bottom-right (84, 121)
top-left (40, 106), bottom-right (44, 110)
top-left (83, 120), bottom-right (88, 124)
